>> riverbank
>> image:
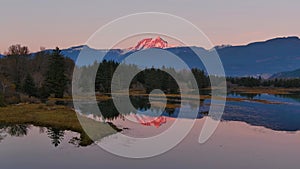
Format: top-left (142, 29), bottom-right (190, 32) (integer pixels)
top-left (0, 103), bottom-right (118, 146)
top-left (228, 87), bottom-right (300, 94)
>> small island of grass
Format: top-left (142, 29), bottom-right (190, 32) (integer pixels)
top-left (0, 103), bottom-right (119, 146)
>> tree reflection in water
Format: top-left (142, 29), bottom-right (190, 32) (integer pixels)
top-left (46, 128), bottom-right (65, 147)
top-left (76, 95), bottom-right (205, 125)
top-left (0, 128), bottom-right (6, 143)
top-left (6, 124), bottom-right (29, 137)
top-left (0, 124), bottom-right (68, 147)
top-left (97, 96), bottom-right (182, 120)
top-left (0, 124), bottom-right (29, 143)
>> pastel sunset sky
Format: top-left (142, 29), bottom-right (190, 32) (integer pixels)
top-left (1, 0), bottom-right (299, 52)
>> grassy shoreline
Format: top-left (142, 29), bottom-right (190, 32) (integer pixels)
top-left (228, 87), bottom-right (300, 94)
top-left (0, 103), bottom-right (118, 146)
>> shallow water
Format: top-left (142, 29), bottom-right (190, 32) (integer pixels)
top-left (222, 93), bottom-right (300, 131)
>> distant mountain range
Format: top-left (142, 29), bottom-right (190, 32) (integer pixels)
top-left (6, 36), bottom-right (300, 77)
top-left (270, 68), bottom-right (300, 79)
top-left (216, 36), bottom-right (300, 77)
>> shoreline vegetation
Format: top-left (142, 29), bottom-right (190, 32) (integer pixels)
top-left (0, 103), bottom-right (119, 146)
top-left (228, 87), bottom-right (300, 95)
top-left (55, 86), bottom-right (298, 107)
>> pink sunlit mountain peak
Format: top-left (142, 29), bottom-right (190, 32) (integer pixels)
top-left (128, 36), bottom-right (171, 51)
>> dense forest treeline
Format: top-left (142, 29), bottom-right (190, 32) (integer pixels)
top-left (227, 77), bottom-right (300, 88)
top-left (0, 45), bottom-right (73, 105)
top-left (74, 60), bottom-right (210, 95)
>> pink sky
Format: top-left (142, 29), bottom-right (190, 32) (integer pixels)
top-left (1, 0), bottom-right (300, 53)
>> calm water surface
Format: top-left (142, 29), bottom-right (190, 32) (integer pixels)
top-left (0, 92), bottom-right (300, 169)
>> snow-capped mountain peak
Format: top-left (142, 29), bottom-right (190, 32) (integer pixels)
top-left (129, 36), bottom-right (169, 51)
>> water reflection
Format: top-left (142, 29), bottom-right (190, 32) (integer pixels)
top-left (77, 96), bottom-right (193, 121)
top-left (0, 124), bottom-right (29, 143)
top-left (5, 124), bottom-right (28, 137)
top-left (224, 92), bottom-right (300, 131)
top-left (76, 93), bottom-right (300, 132)
top-left (0, 124), bottom-right (80, 147)
top-left (229, 92), bottom-right (261, 99)
top-left (1, 93), bottom-right (299, 147)
top-left (274, 93), bottom-right (300, 103)
top-left (47, 128), bottom-right (65, 147)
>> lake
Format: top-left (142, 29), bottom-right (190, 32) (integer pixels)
top-left (0, 92), bottom-right (300, 169)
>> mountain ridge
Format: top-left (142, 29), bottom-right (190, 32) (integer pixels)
top-left (270, 68), bottom-right (300, 79)
top-left (43, 36), bottom-right (300, 77)
top-left (4, 36), bottom-right (300, 77)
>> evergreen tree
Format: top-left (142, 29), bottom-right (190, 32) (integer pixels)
top-left (0, 93), bottom-right (5, 107)
top-left (23, 73), bottom-right (37, 97)
top-left (192, 68), bottom-right (209, 89)
top-left (44, 47), bottom-right (67, 98)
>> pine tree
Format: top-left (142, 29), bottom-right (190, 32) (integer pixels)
top-left (23, 73), bottom-right (37, 97)
top-left (0, 93), bottom-right (5, 107)
top-left (44, 47), bottom-right (67, 98)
